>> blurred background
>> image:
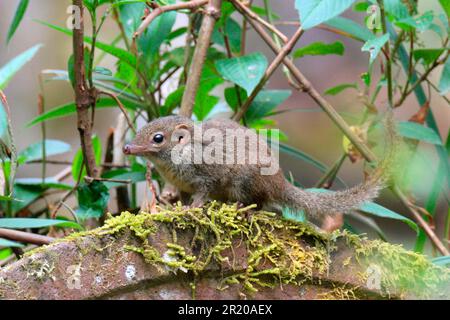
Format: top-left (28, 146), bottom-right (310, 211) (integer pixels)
top-left (0, 0), bottom-right (448, 250)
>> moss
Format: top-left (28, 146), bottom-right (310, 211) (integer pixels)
top-left (341, 230), bottom-right (450, 299)
top-left (21, 202), bottom-right (450, 299)
top-left (21, 251), bottom-right (58, 282)
top-left (318, 284), bottom-right (360, 300)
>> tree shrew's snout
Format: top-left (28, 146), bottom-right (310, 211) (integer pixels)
top-left (123, 143), bottom-right (148, 156)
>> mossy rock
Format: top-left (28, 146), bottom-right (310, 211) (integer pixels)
top-left (1, 202), bottom-right (449, 300)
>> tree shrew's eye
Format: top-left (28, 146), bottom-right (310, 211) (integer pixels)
top-left (153, 133), bottom-right (164, 143)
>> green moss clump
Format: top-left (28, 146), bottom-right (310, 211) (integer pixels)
top-left (57, 202), bottom-right (331, 294)
top-left (343, 231), bottom-right (450, 299)
top-left (21, 202), bottom-right (450, 299)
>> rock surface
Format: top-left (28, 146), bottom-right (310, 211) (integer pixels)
top-left (0, 204), bottom-right (448, 300)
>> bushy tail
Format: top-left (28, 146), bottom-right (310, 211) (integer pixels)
top-left (282, 112), bottom-right (397, 218)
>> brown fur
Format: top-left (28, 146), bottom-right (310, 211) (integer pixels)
top-left (124, 115), bottom-right (395, 219)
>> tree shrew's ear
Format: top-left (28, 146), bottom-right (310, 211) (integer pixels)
top-left (173, 123), bottom-right (191, 145)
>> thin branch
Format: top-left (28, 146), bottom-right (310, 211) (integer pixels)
top-left (84, 176), bottom-right (132, 184)
top-left (395, 186), bottom-right (450, 256)
top-left (395, 50), bottom-right (449, 107)
top-left (233, 27), bottom-right (304, 121)
top-left (179, 0), bottom-right (223, 117)
top-left (0, 228), bottom-right (54, 246)
top-left (233, 0), bottom-right (288, 44)
top-left (99, 90), bottom-right (136, 134)
top-left (72, 0), bottom-right (99, 178)
top-left (134, 0), bottom-right (209, 39)
top-left (377, 0), bottom-right (393, 108)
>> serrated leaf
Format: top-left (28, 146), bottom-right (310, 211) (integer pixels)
top-left (0, 218), bottom-right (81, 230)
top-left (398, 121), bottom-right (443, 145)
top-left (216, 53), bottom-right (268, 95)
top-left (7, 0), bottom-right (29, 43)
top-left (295, 0), bottom-right (356, 30)
top-left (362, 33), bottom-right (390, 64)
top-left (324, 83), bottom-right (357, 95)
top-left (294, 41), bottom-right (345, 59)
top-left (0, 44), bottom-right (42, 90)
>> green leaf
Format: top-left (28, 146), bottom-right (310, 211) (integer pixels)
top-left (10, 184), bottom-right (41, 214)
top-left (216, 52), bottom-right (268, 95)
top-left (325, 17), bottom-right (374, 42)
top-left (0, 238), bottom-right (24, 248)
top-left (439, 0), bottom-right (450, 19)
top-left (361, 33), bottom-right (390, 64)
top-left (0, 248), bottom-right (13, 259)
top-left (359, 202), bottom-right (418, 233)
top-left (413, 49), bottom-right (445, 66)
top-left (398, 121), bottom-right (443, 145)
top-left (0, 98), bottom-right (10, 145)
top-left (93, 66), bottom-right (113, 76)
top-left (278, 144), bottom-right (347, 188)
top-left (15, 178), bottom-right (72, 190)
top-left (389, 25), bottom-right (449, 193)
top-left (27, 98), bottom-right (139, 127)
top-left (324, 83), bottom-right (358, 95)
top-left (7, 0), bottom-right (29, 43)
top-left (118, 1), bottom-right (176, 63)
top-left (431, 256), bottom-right (450, 267)
top-left (76, 181), bottom-right (110, 220)
top-left (353, 2), bottom-right (369, 12)
top-left (396, 11), bottom-right (435, 32)
top-left (295, 0), bottom-right (356, 30)
top-left (68, 48), bottom-right (91, 86)
top-left (102, 169), bottom-right (146, 189)
top-left (225, 88), bottom-right (292, 123)
top-left (245, 90), bottom-right (292, 122)
top-left (0, 44), bottom-right (42, 90)
top-left (384, 0), bottom-right (410, 20)
top-left (37, 20), bottom-right (137, 69)
top-left (438, 56), bottom-right (450, 96)
top-left (294, 41), bottom-right (345, 59)
top-left (18, 140), bottom-right (71, 164)
top-left (194, 78), bottom-right (223, 121)
top-left (212, 18), bottom-right (242, 54)
top-left (0, 218), bottom-right (81, 230)
top-left (72, 135), bottom-right (102, 181)
top-left (251, 6), bottom-right (281, 20)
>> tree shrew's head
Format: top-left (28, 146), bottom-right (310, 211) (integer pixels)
top-left (123, 115), bottom-right (194, 158)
